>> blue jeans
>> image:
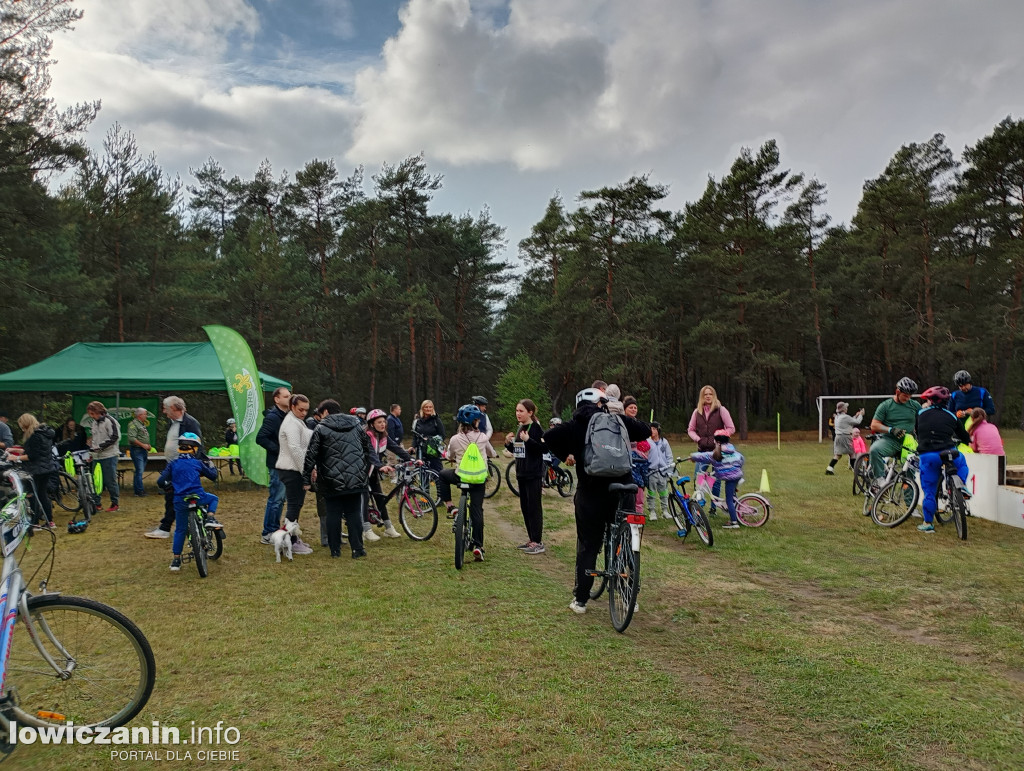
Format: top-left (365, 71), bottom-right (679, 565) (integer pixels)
top-left (171, 492), bottom-right (219, 555)
top-left (130, 446), bottom-right (148, 495)
top-left (262, 468), bottom-right (286, 536)
top-left (723, 479), bottom-right (739, 522)
top-left (95, 456), bottom-right (119, 506)
top-left (919, 451), bottom-right (968, 524)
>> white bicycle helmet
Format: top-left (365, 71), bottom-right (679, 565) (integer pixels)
top-left (575, 388), bottom-right (604, 406)
top-left (896, 377), bottom-right (917, 395)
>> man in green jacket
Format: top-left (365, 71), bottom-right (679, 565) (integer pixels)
top-left (869, 378), bottom-right (922, 484)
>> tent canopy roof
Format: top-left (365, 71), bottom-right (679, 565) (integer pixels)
top-left (0, 343), bottom-right (291, 393)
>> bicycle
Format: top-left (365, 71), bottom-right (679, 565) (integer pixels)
top-left (47, 470), bottom-right (80, 513)
top-left (483, 459), bottom-right (501, 499)
top-left (185, 495), bottom-right (225, 561)
top-left (505, 454), bottom-right (574, 498)
top-left (0, 455), bottom-right (155, 742)
top-left (666, 475), bottom-right (713, 547)
top-left (686, 460), bottom-right (772, 527)
top-left (179, 494), bottom-right (216, 578)
top-left (452, 480), bottom-right (474, 570)
top-left (411, 433), bottom-right (444, 506)
top-left (585, 483), bottom-right (643, 633)
top-left (930, 449), bottom-right (969, 540)
top-left (64, 450), bottom-right (100, 533)
top-left (367, 461), bottom-right (439, 541)
top-left (870, 452), bottom-right (921, 527)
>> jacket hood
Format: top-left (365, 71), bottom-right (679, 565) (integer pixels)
top-left (36, 424), bottom-right (55, 440)
top-left (572, 402), bottom-right (604, 423)
top-left (320, 414), bottom-right (361, 433)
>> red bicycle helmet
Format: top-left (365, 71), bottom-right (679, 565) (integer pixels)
top-left (921, 385), bottom-right (950, 403)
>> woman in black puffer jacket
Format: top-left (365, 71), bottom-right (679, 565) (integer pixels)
top-left (17, 413), bottom-right (56, 527)
top-left (302, 400), bottom-right (371, 559)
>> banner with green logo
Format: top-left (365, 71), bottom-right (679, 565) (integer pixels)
top-left (204, 325), bottom-right (269, 486)
top-left (72, 396), bottom-right (159, 449)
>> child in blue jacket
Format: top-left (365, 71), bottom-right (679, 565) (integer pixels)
top-left (690, 429), bottom-right (745, 529)
top-left (157, 432), bottom-right (221, 571)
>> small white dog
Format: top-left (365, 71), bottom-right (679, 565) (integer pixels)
top-left (270, 520), bottom-right (302, 562)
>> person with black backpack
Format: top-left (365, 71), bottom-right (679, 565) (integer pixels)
top-left (543, 387), bottom-right (651, 615)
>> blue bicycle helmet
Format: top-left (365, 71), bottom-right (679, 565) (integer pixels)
top-left (455, 404), bottom-right (483, 426)
top-left (178, 432), bottom-right (201, 453)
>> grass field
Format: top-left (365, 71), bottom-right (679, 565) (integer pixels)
top-left (8, 435), bottom-right (1024, 770)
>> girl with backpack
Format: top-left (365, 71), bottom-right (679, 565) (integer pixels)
top-left (689, 430), bottom-right (745, 529)
top-left (504, 399), bottom-right (545, 554)
top-left (544, 388), bottom-right (651, 615)
top-left (438, 404), bottom-right (497, 562)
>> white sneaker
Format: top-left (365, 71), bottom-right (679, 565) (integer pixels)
top-left (383, 523), bottom-right (402, 538)
top-left (291, 539), bottom-right (313, 555)
top-left (825, 465), bottom-right (835, 475)
top-left (363, 529), bottom-right (381, 542)
top-left (568, 600), bottom-right (587, 614)
top-left (648, 512), bottom-right (658, 521)
top-left (145, 528), bottom-right (170, 539)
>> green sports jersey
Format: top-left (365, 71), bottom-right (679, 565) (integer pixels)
top-left (872, 398), bottom-right (922, 433)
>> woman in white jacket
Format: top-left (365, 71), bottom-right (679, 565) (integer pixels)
top-left (276, 394), bottom-right (315, 554)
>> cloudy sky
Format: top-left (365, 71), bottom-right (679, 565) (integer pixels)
top-left (49, 0), bottom-right (1024, 256)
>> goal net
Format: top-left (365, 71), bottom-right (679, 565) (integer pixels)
top-left (815, 394), bottom-right (894, 443)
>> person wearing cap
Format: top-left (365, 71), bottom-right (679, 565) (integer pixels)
top-left (0, 411), bottom-right (14, 450)
top-left (224, 418), bottom-right (241, 476)
top-left (126, 407), bottom-right (152, 497)
top-left (827, 402), bottom-right (864, 475)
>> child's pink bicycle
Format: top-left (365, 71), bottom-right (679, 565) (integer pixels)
top-left (683, 458), bottom-right (772, 527)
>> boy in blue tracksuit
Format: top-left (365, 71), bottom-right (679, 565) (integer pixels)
top-left (690, 429), bottom-right (745, 529)
top-left (157, 432), bottom-right (221, 571)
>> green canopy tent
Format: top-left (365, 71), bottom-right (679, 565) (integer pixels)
top-left (0, 342), bottom-right (290, 392)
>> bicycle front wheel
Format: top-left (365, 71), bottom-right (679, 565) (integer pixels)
top-left (454, 495), bottom-right (468, 570)
top-left (608, 525), bottom-right (640, 633)
top-left (667, 495), bottom-right (686, 534)
top-left (8, 595), bottom-right (155, 729)
top-left (51, 472), bottom-right (81, 512)
top-left (483, 461), bottom-right (501, 499)
top-left (556, 468), bottom-right (574, 497)
top-left (736, 493), bottom-right (771, 527)
top-left (188, 512), bottom-right (208, 578)
top-left (399, 486), bottom-right (438, 541)
top-left (871, 478), bottom-right (917, 528)
top-left (505, 461), bottom-right (520, 497)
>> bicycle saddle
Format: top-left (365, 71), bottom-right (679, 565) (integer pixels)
top-left (608, 483), bottom-right (638, 494)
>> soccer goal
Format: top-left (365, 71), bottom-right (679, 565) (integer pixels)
top-left (815, 395), bottom-right (894, 443)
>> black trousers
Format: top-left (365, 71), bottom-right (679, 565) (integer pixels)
top-left (518, 476), bottom-right (543, 543)
top-left (160, 485), bottom-right (175, 531)
top-left (573, 487), bottom-right (625, 603)
top-left (439, 468), bottom-right (484, 550)
top-left (30, 472), bottom-right (53, 524)
top-left (368, 470), bottom-right (390, 520)
top-left (324, 493), bottom-right (364, 556)
top-left (279, 469), bottom-right (307, 523)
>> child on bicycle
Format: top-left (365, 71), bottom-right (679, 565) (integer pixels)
top-left (645, 422), bottom-right (673, 520)
top-left (365, 408), bottom-right (412, 539)
top-left (915, 386), bottom-right (971, 534)
top-left (438, 404), bottom-right (496, 562)
top-left (689, 430), bottom-right (744, 529)
top-left (157, 432), bottom-right (221, 572)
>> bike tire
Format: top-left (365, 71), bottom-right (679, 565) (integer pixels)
top-left (692, 503), bottom-right (714, 547)
top-left (505, 460), bottom-right (520, 497)
top-left (935, 480), bottom-right (956, 525)
top-left (454, 495), bottom-right (467, 570)
top-left (80, 478), bottom-right (97, 522)
top-left (735, 493), bottom-right (770, 527)
top-left (667, 494), bottom-right (686, 534)
top-left (188, 511), bottom-right (208, 578)
top-left (608, 525), bottom-right (640, 633)
top-left (51, 471), bottom-right (82, 512)
top-left (949, 483), bottom-right (968, 541)
top-left (7, 594), bottom-right (155, 729)
top-left (206, 525), bottom-right (224, 560)
top-left (852, 453), bottom-right (871, 496)
top-left (483, 460), bottom-right (501, 499)
top-left (589, 537), bottom-right (609, 600)
top-left (555, 468), bottom-right (574, 497)
top-left (871, 477), bottom-right (918, 528)
top-left (399, 486), bottom-right (438, 541)
top-left (415, 467), bottom-right (441, 507)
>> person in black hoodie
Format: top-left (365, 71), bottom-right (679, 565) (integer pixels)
top-left (256, 386), bottom-right (291, 542)
top-left (543, 388), bottom-right (651, 614)
top-left (302, 399), bottom-right (372, 559)
top-left (15, 413), bottom-right (56, 527)
top-left (504, 399), bottom-right (546, 554)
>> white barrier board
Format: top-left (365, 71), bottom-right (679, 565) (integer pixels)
top-left (961, 452), bottom-right (1024, 529)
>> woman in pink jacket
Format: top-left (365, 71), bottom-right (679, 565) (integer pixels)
top-left (968, 408), bottom-right (1004, 455)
